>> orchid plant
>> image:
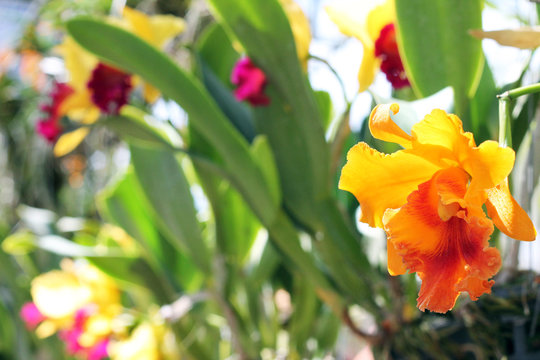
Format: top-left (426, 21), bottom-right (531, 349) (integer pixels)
top-left (1, 0), bottom-right (540, 359)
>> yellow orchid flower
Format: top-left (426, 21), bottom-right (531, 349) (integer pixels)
top-left (52, 7), bottom-right (185, 157)
top-left (279, 0), bottom-right (312, 68)
top-left (109, 321), bottom-right (179, 360)
top-left (339, 104), bottom-right (535, 313)
top-left (326, 0), bottom-right (409, 92)
top-left (27, 260), bottom-right (121, 360)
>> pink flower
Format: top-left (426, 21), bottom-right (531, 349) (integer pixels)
top-left (231, 57), bottom-right (270, 106)
top-left (20, 302), bottom-right (46, 329)
top-left (87, 63), bottom-right (132, 114)
top-left (87, 338), bottom-right (109, 360)
top-left (36, 82), bottom-right (74, 143)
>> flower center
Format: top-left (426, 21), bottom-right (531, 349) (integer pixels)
top-left (374, 24), bottom-right (410, 89)
top-left (437, 201), bottom-right (462, 222)
top-left (87, 63), bottom-right (132, 115)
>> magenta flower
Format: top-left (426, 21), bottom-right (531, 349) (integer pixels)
top-left (20, 302), bottom-right (46, 329)
top-left (231, 57), bottom-right (270, 106)
top-left (87, 63), bottom-right (132, 114)
top-left (36, 82), bottom-right (74, 143)
top-left (87, 338), bottom-right (109, 360)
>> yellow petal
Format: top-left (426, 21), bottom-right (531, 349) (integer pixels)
top-left (366, 0), bottom-right (395, 42)
top-left (279, 0), bottom-right (312, 65)
top-left (54, 128), bottom-right (90, 157)
top-left (369, 103), bottom-right (412, 147)
top-left (464, 140), bottom-right (515, 193)
top-left (358, 44), bottom-right (380, 92)
top-left (149, 15), bottom-right (186, 48)
top-left (325, 5), bottom-right (372, 46)
top-left (486, 178), bottom-right (536, 241)
top-left (31, 271), bottom-right (91, 319)
top-left (55, 37), bottom-right (97, 92)
top-left (411, 109), bottom-right (475, 157)
top-left (469, 28), bottom-right (540, 50)
top-left (123, 7), bottom-right (185, 48)
top-left (143, 83), bottom-right (161, 104)
top-left (339, 142), bottom-right (439, 227)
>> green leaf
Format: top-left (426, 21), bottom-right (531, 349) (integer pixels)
top-left (197, 57), bottom-right (256, 142)
top-left (469, 61), bottom-right (498, 143)
top-left (130, 144), bottom-right (211, 274)
top-left (395, 0), bottom-right (484, 99)
top-left (88, 256), bottom-right (176, 304)
top-left (250, 136), bottom-right (281, 209)
top-left (98, 168), bottom-right (203, 292)
top-left (102, 106), bottom-right (174, 148)
top-left (314, 90), bottom-right (333, 131)
top-left (197, 23), bottom-right (239, 86)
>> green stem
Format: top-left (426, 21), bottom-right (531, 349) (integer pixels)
top-left (500, 82), bottom-right (540, 100)
top-left (498, 97), bottom-right (513, 148)
top-left (496, 82), bottom-right (540, 147)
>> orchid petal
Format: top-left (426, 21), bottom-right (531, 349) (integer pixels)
top-left (486, 178), bottom-right (536, 241)
top-left (339, 142), bottom-right (438, 227)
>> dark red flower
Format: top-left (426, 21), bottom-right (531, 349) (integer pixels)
top-left (36, 82), bottom-right (74, 143)
top-left (231, 57), bottom-right (270, 106)
top-left (374, 24), bottom-right (410, 89)
top-left (87, 63), bottom-right (132, 114)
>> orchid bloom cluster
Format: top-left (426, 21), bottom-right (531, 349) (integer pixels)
top-left (339, 104), bottom-right (536, 313)
top-left (20, 259), bottom-right (121, 359)
top-left (230, 0), bottom-right (311, 106)
top-left (20, 259), bottom-right (180, 360)
top-left (326, 0), bottom-right (409, 91)
top-left (36, 7), bottom-right (185, 156)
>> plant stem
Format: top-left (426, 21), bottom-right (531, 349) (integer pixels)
top-left (496, 82), bottom-right (540, 148)
top-left (498, 97), bottom-right (513, 148)
top-left (500, 83), bottom-right (540, 100)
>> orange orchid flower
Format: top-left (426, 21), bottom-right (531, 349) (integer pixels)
top-left (339, 103), bottom-right (536, 313)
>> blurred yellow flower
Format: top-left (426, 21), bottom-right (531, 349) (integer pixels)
top-left (109, 322), bottom-right (179, 360)
top-left (326, 0), bottom-right (409, 91)
top-left (53, 7), bottom-right (185, 157)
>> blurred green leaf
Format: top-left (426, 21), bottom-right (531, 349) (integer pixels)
top-left (197, 58), bottom-right (256, 142)
top-left (314, 90), bottom-right (333, 131)
top-left (130, 145), bottom-right (211, 274)
top-left (103, 106), bottom-right (174, 149)
top-left (470, 61), bottom-right (498, 142)
top-left (98, 168), bottom-right (203, 292)
top-left (250, 136), bottom-right (281, 209)
top-left (197, 23), bottom-right (239, 87)
top-left (88, 256), bottom-right (176, 304)
top-left (395, 0), bottom-right (484, 119)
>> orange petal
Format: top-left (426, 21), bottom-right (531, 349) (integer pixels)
top-left (383, 168), bottom-right (499, 313)
top-left (369, 103), bottom-right (413, 148)
top-left (339, 142), bottom-right (438, 228)
top-left (486, 178), bottom-right (536, 241)
top-left (386, 235), bottom-right (406, 275)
